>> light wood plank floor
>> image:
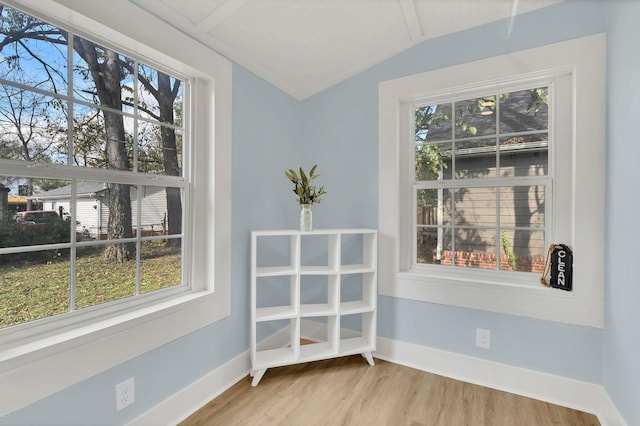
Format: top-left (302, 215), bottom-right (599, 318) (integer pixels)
top-left (180, 355), bottom-right (600, 426)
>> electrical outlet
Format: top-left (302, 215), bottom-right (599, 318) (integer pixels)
top-left (115, 377), bottom-right (135, 411)
top-left (476, 328), bottom-right (491, 349)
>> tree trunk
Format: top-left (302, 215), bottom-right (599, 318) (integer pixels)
top-left (74, 39), bottom-right (135, 261)
top-left (104, 181), bottom-right (133, 261)
top-left (103, 107), bottom-right (134, 261)
top-left (157, 72), bottom-right (182, 247)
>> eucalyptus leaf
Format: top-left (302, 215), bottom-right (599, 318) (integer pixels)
top-left (284, 164), bottom-right (327, 205)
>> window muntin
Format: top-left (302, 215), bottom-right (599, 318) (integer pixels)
top-left (413, 87), bottom-right (549, 273)
top-left (0, 5), bottom-right (188, 330)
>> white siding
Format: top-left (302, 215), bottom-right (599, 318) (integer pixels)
top-left (132, 186), bottom-right (168, 232)
top-left (42, 187), bottom-right (169, 238)
top-left (75, 198), bottom-right (102, 236)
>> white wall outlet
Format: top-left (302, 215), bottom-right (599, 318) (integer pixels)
top-left (115, 377), bottom-right (135, 411)
top-left (476, 328), bottom-right (491, 349)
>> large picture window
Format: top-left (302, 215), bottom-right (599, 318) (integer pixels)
top-left (0, 4), bottom-right (188, 330)
top-left (0, 1), bottom-right (231, 415)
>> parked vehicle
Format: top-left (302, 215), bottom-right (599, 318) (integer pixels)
top-left (14, 210), bottom-right (61, 225)
top-left (12, 210), bottom-right (91, 241)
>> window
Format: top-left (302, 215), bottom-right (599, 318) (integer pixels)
top-left (413, 86), bottom-right (549, 273)
top-left (378, 34), bottom-right (605, 327)
top-left (0, 4), bottom-right (187, 330)
top-left (0, 0), bottom-right (231, 415)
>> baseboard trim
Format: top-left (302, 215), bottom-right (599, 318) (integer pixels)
top-left (597, 388), bottom-right (629, 426)
top-left (128, 336), bottom-right (626, 426)
top-left (127, 350), bottom-right (251, 426)
top-left (375, 337), bottom-right (626, 426)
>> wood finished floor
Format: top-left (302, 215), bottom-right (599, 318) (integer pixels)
top-left (180, 355), bottom-right (600, 426)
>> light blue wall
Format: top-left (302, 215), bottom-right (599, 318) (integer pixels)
top-left (603, 2), bottom-right (640, 424)
top-left (231, 64), bottom-right (304, 232)
top-left (0, 321), bottom-right (243, 425)
top-left (5, 0), bottom-right (640, 424)
top-left (301, 0), bottom-right (606, 385)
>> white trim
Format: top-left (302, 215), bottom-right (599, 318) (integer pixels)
top-left (127, 350), bottom-right (251, 426)
top-left (128, 336), bottom-right (627, 426)
top-left (0, 0), bottom-right (232, 416)
top-left (374, 337), bottom-right (627, 426)
top-left (378, 33), bottom-right (605, 327)
top-left (0, 292), bottom-right (221, 417)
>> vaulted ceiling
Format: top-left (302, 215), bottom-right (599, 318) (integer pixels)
top-left (130, 0), bottom-right (560, 100)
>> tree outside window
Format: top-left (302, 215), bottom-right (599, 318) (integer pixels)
top-left (0, 4), bottom-right (187, 329)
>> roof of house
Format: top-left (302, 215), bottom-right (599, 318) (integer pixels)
top-left (422, 89), bottom-right (549, 143)
top-left (29, 182), bottom-right (108, 200)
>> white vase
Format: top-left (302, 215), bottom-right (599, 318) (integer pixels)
top-left (299, 204), bottom-right (313, 232)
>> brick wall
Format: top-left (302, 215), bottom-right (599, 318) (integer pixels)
top-left (436, 250), bottom-right (545, 273)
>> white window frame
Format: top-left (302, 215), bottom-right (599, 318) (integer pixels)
top-left (0, 0), bottom-right (232, 416)
top-left (406, 77), bottom-right (555, 277)
top-left (378, 34), bottom-right (605, 328)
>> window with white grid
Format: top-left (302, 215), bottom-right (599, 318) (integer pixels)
top-left (378, 34), bottom-right (605, 327)
top-left (412, 86), bottom-right (550, 274)
top-left (0, 1), bottom-right (231, 415)
top-left (0, 3), bottom-right (191, 331)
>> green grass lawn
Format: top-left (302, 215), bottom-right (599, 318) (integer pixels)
top-left (0, 242), bottom-right (181, 329)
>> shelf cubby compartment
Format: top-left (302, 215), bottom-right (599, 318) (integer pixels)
top-left (300, 274), bottom-right (338, 317)
top-left (253, 233), bottom-right (299, 276)
top-left (253, 318), bottom-right (299, 369)
top-left (340, 231), bottom-right (376, 272)
top-left (340, 272), bottom-right (375, 314)
top-left (300, 233), bottom-right (339, 274)
top-left (255, 274), bottom-right (297, 321)
top-left (299, 316), bottom-right (338, 362)
top-left (339, 312), bottom-right (375, 355)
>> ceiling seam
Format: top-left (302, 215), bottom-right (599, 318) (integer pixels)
top-left (398, 0), bottom-right (423, 42)
top-left (195, 0), bottom-right (249, 32)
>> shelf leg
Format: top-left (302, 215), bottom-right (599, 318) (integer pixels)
top-left (362, 352), bottom-right (375, 366)
top-left (251, 368), bottom-right (267, 387)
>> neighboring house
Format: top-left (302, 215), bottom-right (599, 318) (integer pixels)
top-left (416, 89), bottom-right (548, 271)
top-left (29, 182), bottom-right (169, 239)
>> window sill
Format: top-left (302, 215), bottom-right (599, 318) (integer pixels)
top-left (0, 289), bottom-right (229, 417)
top-left (379, 269), bottom-right (603, 327)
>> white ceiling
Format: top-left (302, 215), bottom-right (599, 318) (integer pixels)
top-left (130, 0), bottom-right (560, 100)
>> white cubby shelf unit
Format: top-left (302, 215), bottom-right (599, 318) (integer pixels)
top-left (250, 229), bottom-right (377, 386)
